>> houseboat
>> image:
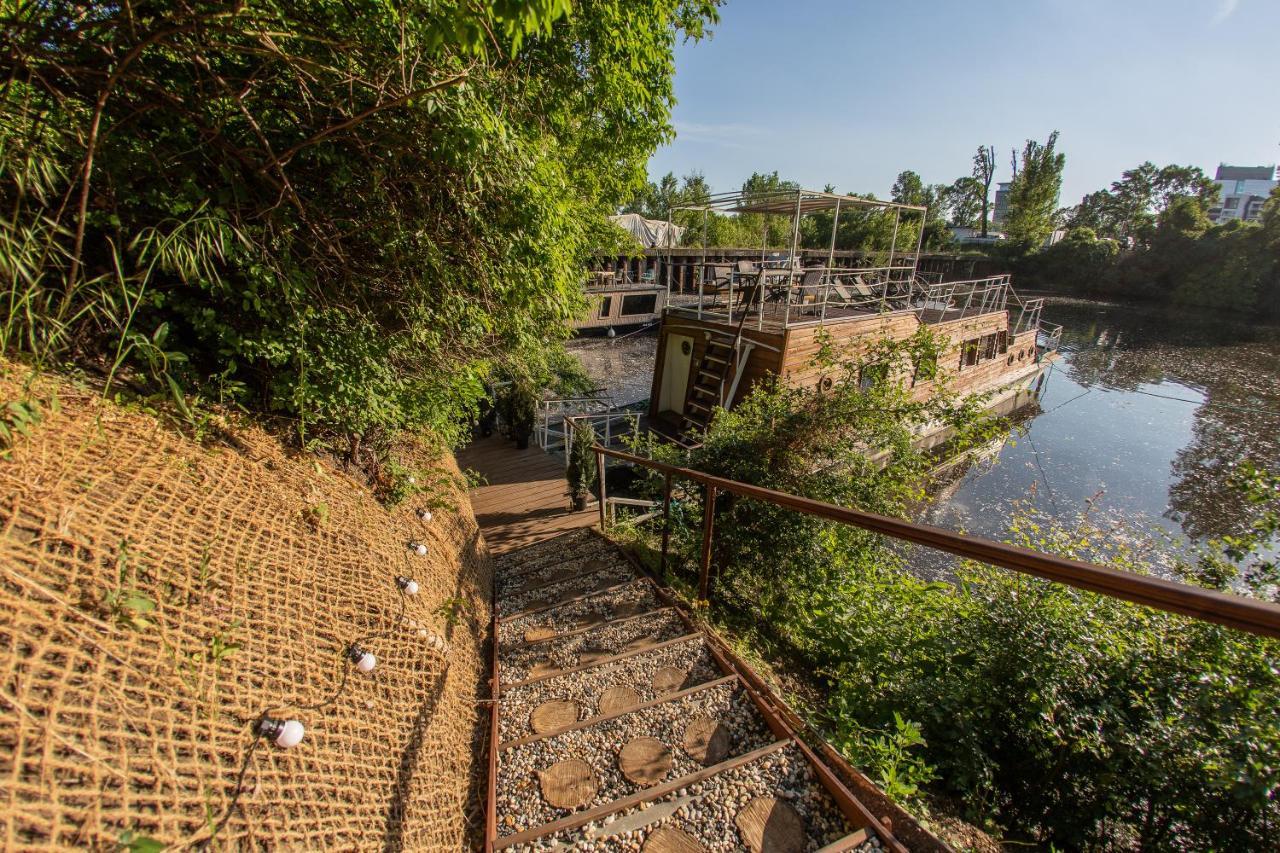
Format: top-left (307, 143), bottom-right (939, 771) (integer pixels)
top-left (645, 188), bottom-right (1061, 446)
top-left (575, 213), bottom-right (683, 333)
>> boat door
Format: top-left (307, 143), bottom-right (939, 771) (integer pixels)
top-left (658, 333), bottom-right (694, 415)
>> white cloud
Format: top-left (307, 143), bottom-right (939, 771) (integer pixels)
top-left (673, 121), bottom-right (768, 150)
top-left (1211, 0), bottom-right (1240, 25)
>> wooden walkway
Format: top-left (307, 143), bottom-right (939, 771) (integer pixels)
top-left (456, 434), bottom-right (597, 555)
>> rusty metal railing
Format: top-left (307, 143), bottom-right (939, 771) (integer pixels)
top-left (592, 445), bottom-right (1280, 639)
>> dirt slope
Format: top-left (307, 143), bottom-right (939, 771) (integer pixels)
top-left (0, 361), bottom-right (492, 850)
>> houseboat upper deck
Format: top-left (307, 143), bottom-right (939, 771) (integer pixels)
top-left (645, 188), bottom-right (1061, 445)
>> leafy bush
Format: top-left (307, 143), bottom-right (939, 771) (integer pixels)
top-left (627, 336), bottom-right (1279, 848)
top-left (566, 419), bottom-right (597, 501)
top-left (0, 0), bottom-right (718, 449)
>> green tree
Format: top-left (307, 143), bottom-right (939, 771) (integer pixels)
top-left (937, 177), bottom-right (983, 227)
top-left (1068, 162), bottom-right (1217, 243)
top-left (973, 145), bottom-right (997, 237)
top-left (891, 170), bottom-right (926, 206)
top-left (1003, 131), bottom-right (1065, 248)
top-left (0, 0), bottom-right (720, 450)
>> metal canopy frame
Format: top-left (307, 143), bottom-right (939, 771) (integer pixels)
top-left (663, 187), bottom-right (930, 329)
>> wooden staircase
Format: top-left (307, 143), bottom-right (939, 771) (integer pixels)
top-left (486, 529), bottom-right (909, 852)
top-left (676, 335), bottom-right (736, 446)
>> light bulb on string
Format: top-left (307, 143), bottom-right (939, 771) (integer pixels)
top-left (419, 508), bottom-right (433, 523)
top-left (396, 575), bottom-right (419, 596)
top-left (257, 716), bottom-right (305, 748)
top-left (346, 643), bottom-right (377, 673)
top-left (409, 541), bottom-right (428, 556)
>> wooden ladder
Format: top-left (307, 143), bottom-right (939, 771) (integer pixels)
top-left (675, 285), bottom-right (764, 447)
top-left (675, 335), bottom-right (735, 446)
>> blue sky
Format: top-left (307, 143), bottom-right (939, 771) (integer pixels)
top-left (650, 0), bottom-right (1280, 206)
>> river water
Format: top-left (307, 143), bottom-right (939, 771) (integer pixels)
top-left (568, 299), bottom-right (1280, 561)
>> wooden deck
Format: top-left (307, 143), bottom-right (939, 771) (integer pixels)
top-left (456, 433), bottom-right (597, 554)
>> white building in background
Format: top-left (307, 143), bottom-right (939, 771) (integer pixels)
top-left (1208, 164), bottom-right (1276, 224)
top-left (991, 181), bottom-right (1011, 226)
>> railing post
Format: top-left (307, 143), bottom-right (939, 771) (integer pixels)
top-left (596, 447), bottom-right (607, 528)
top-left (660, 472), bottom-right (673, 580)
top-left (698, 483), bottom-right (717, 604)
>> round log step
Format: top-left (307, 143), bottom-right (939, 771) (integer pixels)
top-left (538, 758), bottom-right (598, 809)
top-left (527, 659), bottom-right (559, 679)
top-left (578, 648), bottom-right (615, 667)
top-left (611, 600), bottom-right (648, 620)
top-left (651, 666), bottom-right (688, 695)
top-left (618, 736), bottom-right (673, 786)
top-left (597, 685), bottom-right (641, 716)
top-left (523, 625), bottom-right (558, 644)
top-left (623, 634), bottom-right (657, 653)
top-left (574, 612), bottom-right (607, 630)
top-left (643, 825), bottom-right (706, 853)
top-left (530, 699), bottom-right (579, 734)
top-left (681, 716), bottom-right (730, 765)
top-left (734, 797), bottom-right (805, 853)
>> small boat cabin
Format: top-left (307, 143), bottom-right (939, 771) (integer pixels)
top-left (646, 188), bottom-right (1062, 445)
top-left (576, 269), bottom-right (667, 332)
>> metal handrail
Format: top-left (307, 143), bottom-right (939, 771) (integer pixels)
top-left (591, 445), bottom-right (1280, 639)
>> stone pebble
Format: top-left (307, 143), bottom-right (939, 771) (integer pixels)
top-left (496, 529), bottom-right (611, 580)
top-left (499, 634), bottom-right (721, 742)
top-left (500, 608), bottom-right (687, 687)
top-left (499, 578), bottom-right (661, 648)
top-left (512, 743), bottom-right (867, 852)
top-left (497, 680), bottom-right (775, 833)
top-left (500, 562), bottom-right (636, 615)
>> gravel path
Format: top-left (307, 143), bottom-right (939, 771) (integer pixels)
top-left (499, 578), bottom-right (661, 648)
top-left (496, 529), bottom-right (611, 578)
top-left (500, 609), bottom-right (687, 687)
top-left (511, 743), bottom-right (879, 852)
top-left (499, 635), bottom-right (721, 742)
top-left (499, 563), bottom-right (636, 615)
top-left (497, 679), bottom-right (776, 834)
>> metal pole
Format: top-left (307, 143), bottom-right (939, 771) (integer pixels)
top-left (758, 216), bottom-right (768, 330)
top-left (883, 208), bottom-right (900, 312)
top-left (911, 206), bottom-right (926, 280)
top-left (698, 483), bottom-right (717, 603)
top-left (660, 472), bottom-right (673, 580)
top-left (665, 210), bottom-right (674, 300)
top-left (700, 208), bottom-right (709, 298)
top-left (822, 198), bottom-right (841, 323)
top-left (596, 447), bottom-right (607, 528)
top-left (784, 189), bottom-right (802, 327)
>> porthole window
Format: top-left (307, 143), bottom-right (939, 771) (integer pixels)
top-left (820, 376), bottom-right (834, 391)
top-left (681, 340), bottom-right (692, 356)
top-left (1007, 354), bottom-right (1014, 365)
top-left (1017, 349), bottom-right (1026, 361)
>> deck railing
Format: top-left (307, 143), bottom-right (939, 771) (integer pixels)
top-left (668, 267), bottom-right (1024, 331)
top-left (591, 445), bottom-right (1280, 639)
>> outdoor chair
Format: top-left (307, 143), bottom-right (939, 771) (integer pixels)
top-left (700, 264), bottom-right (734, 307)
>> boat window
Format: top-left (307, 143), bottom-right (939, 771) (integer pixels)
top-left (982, 334), bottom-right (998, 361)
top-left (997, 330), bottom-right (1008, 354)
top-left (960, 339), bottom-right (980, 369)
top-left (599, 296), bottom-right (613, 316)
top-left (621, 294), bottom-right (657, 316)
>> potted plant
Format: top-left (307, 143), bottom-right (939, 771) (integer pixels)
top-left (566, 419), bottom-right (597, 511)
top-left (503, 382), bottom-right (537, 449)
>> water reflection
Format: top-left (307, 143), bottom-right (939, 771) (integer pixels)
top-left (926, 298), bottom-right (1280, 550)
top-left (568, 299), bottom-right (1280, 555)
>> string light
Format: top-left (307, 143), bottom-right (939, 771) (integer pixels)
top-left (346, 642), bottom-right (377, 673)
top-left (409, 541), bottom-right (428, 556)
top-left (396, 575), bottom-right (419, 595)
top-left (419, 508), bottom-right (433, 523)
top-left (257, 716), bottom-right (305, 748)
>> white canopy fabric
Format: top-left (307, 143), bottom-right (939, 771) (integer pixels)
top-left (608, 213), bottom-right (685, 248)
